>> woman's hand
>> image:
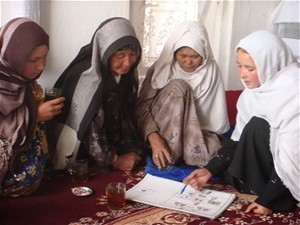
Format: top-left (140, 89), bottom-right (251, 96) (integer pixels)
top-left (183, 168), bottom-right (212, 189)
top-left (112, 152), bottom-right (141, 172)
top-left (148, 132), bottom-right (172, 169)
top-left (37, 97), bottom-right (65, 122)
top-left (245, 202), bottom-right (272, 216)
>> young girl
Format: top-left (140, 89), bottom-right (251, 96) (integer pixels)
top-left (183, 30), bottom-right (299, 215)
top-left (0, 17), bottom-right (64, 197)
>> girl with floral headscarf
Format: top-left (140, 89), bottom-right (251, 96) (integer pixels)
top-left (0, 17), bottom-right (65, 197)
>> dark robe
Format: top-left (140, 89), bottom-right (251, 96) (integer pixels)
top-left (206, 117), bottom-right (296, 211)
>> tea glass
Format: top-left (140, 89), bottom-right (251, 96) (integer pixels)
top-left (68, 159), bottom-right (89, 185)
top-left (45, 87), bottom-right (62, 101)
top-left (106, 182), bottom-right (126, 214)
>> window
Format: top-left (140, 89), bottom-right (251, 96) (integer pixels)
top-left (142, 0), bottom-right (198, 67)
top-left (131, 0), bottom-right (199, 78)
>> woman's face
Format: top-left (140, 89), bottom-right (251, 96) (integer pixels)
top-left (22, 44), bottom-right (49, 80)
top-left (109, 48), bottom-right (138, 75)
top-left (175, 47), bottom-right (203, 73)
top-left (236, 49), bottom-right (260, 89)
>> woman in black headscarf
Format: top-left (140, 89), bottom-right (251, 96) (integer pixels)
top-left (49, 17), bottom-right (145, 172)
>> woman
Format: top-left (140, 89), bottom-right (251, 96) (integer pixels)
top-left (136, 21), bottom-right (229, 170)
top-left (184, 30), bottom-right (299, 215)
top-left (0, 17), bottom-right (65, 197)
top-left (49, 17), bottom-right (145, 172)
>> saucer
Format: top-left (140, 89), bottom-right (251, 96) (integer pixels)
top-left (71, 187), bottom-right (93, 196)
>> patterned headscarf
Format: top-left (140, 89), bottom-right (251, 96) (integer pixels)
top-left (0, 17), bottom-right (49, 76)
top-left (0, 17), bottom-right (49, 180)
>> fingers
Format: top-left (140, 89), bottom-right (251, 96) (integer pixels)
top-left (148, 132), bottom-right (171, 169)
top-left (55, 96), bottom-right (65, 103)
top-left (185, 178), bottom-right (199, 188)
top-left (37, 97), bottom-right (65, 122)
top-left (51, 103), bottom-right (62, 114)
top-left (183, 171), bottom-right (197, 183)
top-left (245, 202), bottom-right (272, 216)
top-left (183, 169), bottom-right (211, 189)
top-left (123, 160), bottom-right (136, 172)
top-left (152, 148), bottom-right (172, 169)
top-left (46, 97), bottom-right (65, 115)
top-left (152, 152), bottom-right (165, 169)
top-left (49, 105), bottom-right (62, 116)
top-left (114, 153), bottom-right (140, 172)
top-left (184, 169), bottom-right (202, 182)
top-left (245, 203), bottom-right (256, 213)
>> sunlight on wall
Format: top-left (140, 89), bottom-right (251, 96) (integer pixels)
top-left (0, 0), bottom-right (40, 25)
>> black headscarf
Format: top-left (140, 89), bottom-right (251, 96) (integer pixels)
top-left (50, 17), bottom-right (141, 169)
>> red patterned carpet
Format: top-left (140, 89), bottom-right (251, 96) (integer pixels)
top-left (0, 167), bottom-right (299, 225)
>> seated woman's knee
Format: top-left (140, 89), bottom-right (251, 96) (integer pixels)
top-left (167, 79), bottom-right (191, 97)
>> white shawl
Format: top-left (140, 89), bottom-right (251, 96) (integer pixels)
top-left (231, 30), bottom-right (300, 202)
top-left (151, 21), bottom-right (229, 134)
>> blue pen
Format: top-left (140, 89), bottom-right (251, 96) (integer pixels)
top-left (179, 184), bottom-right (187, 194)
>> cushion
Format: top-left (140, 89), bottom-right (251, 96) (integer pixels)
top-left (225, 90), bottom-right (242, 125)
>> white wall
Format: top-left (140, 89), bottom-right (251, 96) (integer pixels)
top-left (201, 0), bottom-right (281, 90)
top-left (38, 1), bottom-right (129, 88)
top-left (227, 0), bottom-right (281, 90)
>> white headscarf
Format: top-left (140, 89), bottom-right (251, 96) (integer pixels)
top-left (231, 30), bottom-right (300, 202)
top-left (151, 21), bottom-right (229, 134)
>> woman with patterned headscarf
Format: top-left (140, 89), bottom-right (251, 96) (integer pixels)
top-left (136, 21), bottom-right (229, 170)
top-left (49, 17), bottom-right (145, 172)
top-left (0, 17), bottom-right (65, 197)
top-left (184, 30), bottom-right (299, 215)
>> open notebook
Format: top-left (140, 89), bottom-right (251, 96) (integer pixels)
top-left (126, 174), bottom-right (236, 219)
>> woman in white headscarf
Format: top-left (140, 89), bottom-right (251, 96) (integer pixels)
top-left (184, 30), bottom-right (299, 215)
top-left (136, 21), bottom-right (229, 170)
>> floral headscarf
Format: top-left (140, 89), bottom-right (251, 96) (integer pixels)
top-left (0, 17), bottom-right (49, 181)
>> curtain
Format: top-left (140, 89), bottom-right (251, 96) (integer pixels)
top-left (269, 0), bottom-right (300, 61)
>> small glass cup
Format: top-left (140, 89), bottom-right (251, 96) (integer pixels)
top-left (68, 159), bottom-right (89, 185)
top-left (44, 87), bottom-right (62, 101)
top-left (106, 182), bottom-right (126, 213)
